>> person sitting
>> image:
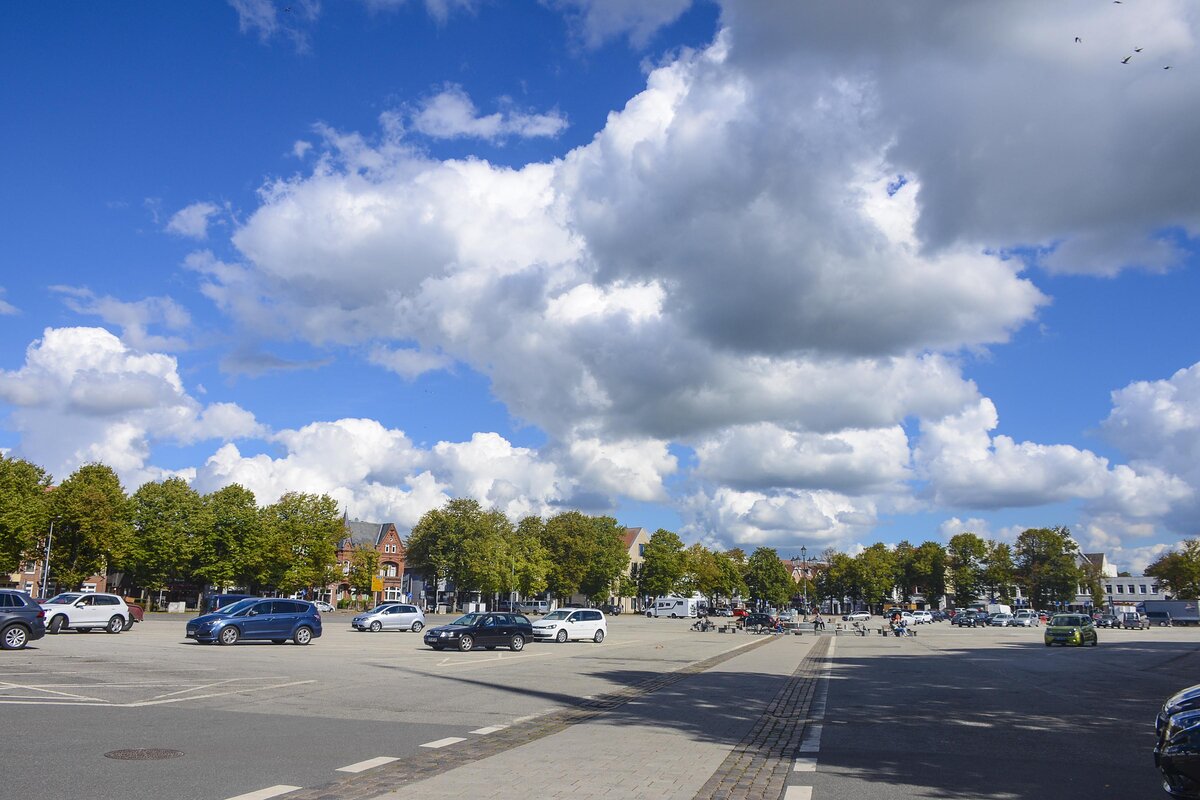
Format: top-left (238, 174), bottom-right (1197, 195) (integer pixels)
top-left (813, 613), bottom-right (826, 631)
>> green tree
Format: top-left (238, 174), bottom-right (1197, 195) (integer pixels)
top-left (893, 540), bottom-right (917, 602)
top-left (1079, 555), bottom-right (1107, 609)
top-left (0, 455), bottom-right (52, 575)
top-left (194, 484), bottom-right (263, 591)
top-left (712, 550), bottom-right (748, 606)
top-left (744, 547), bottom-right (793, 608)
top-left (981, 541), bottom-right (1016, 604)
top-left (405, 498), bottom-right (517, 602)
top-left (129, 478), bottom-right (207, 598)
top-left (405, 498), bottom-right (477, 592)
top-left (946, 532), bottom-right (988, 607)
top-left (47, 463), bottom-right (133, 590)
top-left (347, 544), bottom-right (381, 605)
top-left (511, 516), bottom-right (551, 599)
top-left (818, 550), bottom-right (860, 609)
top-left (1145, 540), bottom-right (1200, 599)
top-left (910, 541), bottom-right (947, 607)
top-left (640, 528), bottom-right (686, 598)
top-left (1014, 526), bottom-right (1081, 611)
top-left (854, 543), bottom-right (898, 611)
top-left (540, 510), bottom-right (595, 599)
top-left (578, 516), bottom-right (630, 603)
top-left (457, 507), bottom-right (514, 596)
top-left (679, 543), bottom-right (722, 601)
top-left (261, 492), bottom-right (343, 594)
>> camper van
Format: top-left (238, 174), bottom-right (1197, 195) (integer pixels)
top-left (647, 596), bottom-right (699, 618)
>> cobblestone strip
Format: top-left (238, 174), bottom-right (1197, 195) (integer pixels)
top-left (692, 636), bottom-right (832, 800)
top-left (282, 635), bottom-right (783, 800)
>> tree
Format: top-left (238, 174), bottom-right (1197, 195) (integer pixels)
top-left (1079, 555), bottom-right (1107, 609)
top-left (818, 551), bottom-right (860, 609)
top-left (854, 543), bottom-right (898, 611)
top-left (47, 463), bottom-right (133, 590)
top-left (946, 532), bottom-right (987, 607)
top-left (577, 516), bottom-right (629, 603)
top-left (640, 529), bottom-right (686, 598)
top-left (261, 492), bottom-right (343, 594)
top-left (981, 541), bottom-right (1016, 604)
top-left (129, 478), bottom-right (207, 598)
top-left (744, 547), bottom-right (793, 609)
top-left (406, 498), bottom-right (477, 592)
top-left (1145, 540), bottom-right (1200, 599)
top-left (712, 550), bottom-right (747, 606)
top-left (0, 455), bottom-right (52, 575)
top-left (511, 516), bottom-right (551, 600)
top-left (347, 544), bottom-right (381, 605)
top-left (679, 543), bottom-right (722, 601)
top-left (1014, 527), bottom-right (1081, 611)
top-left (910, 541), bottom-right (947, 608)
top-left (194, 484), bottom-right (263, 591)
top-left (893, 540), bottom-right (917, 602)
top-left (540, 511), bottom-right (596, 599)
top-left (406, 499), bottom-right (518, 603)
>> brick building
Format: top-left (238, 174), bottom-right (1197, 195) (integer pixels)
top-left (327, 519), bottom-right (406, 606)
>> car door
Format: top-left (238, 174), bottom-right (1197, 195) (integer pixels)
top-left (395, 605), bottom-right (419, 630)
top-left (380, 604), bottom-right (402, 630)
top-left (241, 600), bottom-right (278, 639)
top-left (566, 611), bottom-right (591, 640)
top-left (75, 595), bottom-right (105, 626)
top-left (475, 615), bottom-right (501, 646)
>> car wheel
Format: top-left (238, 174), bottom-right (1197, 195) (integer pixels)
top-left (593, 629), bottom-right (605, 644)
top-left (1, 624), bottom-right (29, 650)
top-left (123, 617), bottom-right (135, 631)
top-left (670, 613), bottom-right (678, 618)
top-left (411, 621), bottom-right (424, 633)
top-left (370, 621), bottom-right (382, 632)
top-left (106, 615), bottom-right (125, 634)
top-left (47, 615), bottom-right (65, 634)
top-left (294, 626), bottom-right (313, 645)
top-left (218, 626), bottom-right (240, 646)
top-left (556, 629), bottom-right (568, 643)
top-left (458, 634), bottom-right (474, 652)
top-left (510, 634), bottom-right (525, 651)
top-left (272, 639), bottom-right (287, 644)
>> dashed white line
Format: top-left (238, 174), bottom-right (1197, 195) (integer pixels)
top-left (223, 785), bottom-right (301, 800)
top-left (799, 723), bottom-right (823, 753)
top-left (793, 756), bottom-right (818, 772)
top-left (784, 787), bottom-right (813, 800)
top-left (336, 756), bottom-right (398, 773)
top-left (470, 725), bottom-right (508, 735)
top-left (420, 736), bottom-right (466, 749)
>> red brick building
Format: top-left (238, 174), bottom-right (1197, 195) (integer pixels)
top-left (327, 519), bottom-right (406, 606)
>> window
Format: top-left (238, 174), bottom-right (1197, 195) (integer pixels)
top-left (384, 587), bottom-right (402, 601)
top-left (1106, 585), bottom-right (1112, 595)
top-left (1140, 584), bottom-right (1148, 594)
top-left (0, 594), bottom-right (18, 608)
top-left (1152, 584), bottom-right (1159, 593)
top-left (82, 583), bottom-right (97, 593)
top-left (97, 595), bottom-right (119, 605)
top-left (639, 544), bottom-right (645, 557)
top-left (1116, 585), bottom-right (1124, 594)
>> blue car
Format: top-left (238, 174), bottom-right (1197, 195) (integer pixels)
top-left (186, 598), bottom-right (322, 646)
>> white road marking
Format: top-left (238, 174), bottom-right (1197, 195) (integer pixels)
top-left (470, 725), bottom-right (508, 735)
top-left (336, 756), bottom-right (398, 773)
top-left (127, 679), bottom-right (317, 707)
top-left (784, 787), bottom-right (813, 800)
top-left (799, 724), bottom-right (823, 753)
top-left (793, 757), bottom-right (818, 772)
top-left (0, 680), bottom-right (108, 703)
top-left (420, 737), bottom-right (466, 749)
top-left (223, 785), bottom-right (302, 800)
top-left (146, 677), bottom-right (243, 701)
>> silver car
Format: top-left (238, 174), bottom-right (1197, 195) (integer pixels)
top-left (1011, 610), bottom-right (1039, 627)
top-left (352, 603), bottom-right (425, 633)
top-left (989, 612), bottom-right (1014, 627)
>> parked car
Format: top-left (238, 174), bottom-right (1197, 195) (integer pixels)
top-left (599, 603), bottom-right (623, 616)
top-left (1122, 611), bottom-right (1150, 630)
top-left (712, 607), bottom-right (733, 617)
top-left (423, 612), bottom-right (533, 652)
top-left (1155, 683), bottom-right (1200, 797)
top-left (185, 598), bottom-right (322, 645)
top-left (1011, 610), bottom-right (1039, 627)
top-left (351, 603), bottom-right (425, 633)
top-left (41, 592), bottom-right (133, 635)
top-left (989, 613), bottom-right (1014, 627)
top-left (200, 593), bottom-right (256, 614)
top-left (732, 608), bottom-right (749, 619)
top-left (1, 590), bottom-right (46, 650)
top-left (842, 611), bottom-right (871, 622)
top-left (533, 609), bottom-right (607, 643)
top-left (313, 600), bottom-right (335, 613)
top-left (910, 611), bottom-right (933, 624)
top-left (518, 600), bottom-right (552, 615)
top-left (954, 610), bottom-right (983, 628)
top-left (741, 613), bottom-right (778, 629)
top-left (125, 602), bottom-right (144, 630)
top-left (1038, 611), bottom-right (1050, 623)
top-left (1093, 613), bottom-right (1120, 629)
top-left (1044, 613), bottom-right (1098, 647)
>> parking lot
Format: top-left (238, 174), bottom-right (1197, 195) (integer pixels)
top-left (6, 613), bottom-right (1199, 800)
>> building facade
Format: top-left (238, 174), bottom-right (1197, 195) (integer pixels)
top-left (327, 519), bottom-right (407, 607)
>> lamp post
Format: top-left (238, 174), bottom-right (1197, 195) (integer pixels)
top-left (40, 519), bottom-right (56, 599)
top-left (800, 546), bottom-right (808, 611)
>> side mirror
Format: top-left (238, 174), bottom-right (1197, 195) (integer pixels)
top-left (246, 608), bottom-right (258, 616)
top-left (75, 601), bottom-right (87, 608)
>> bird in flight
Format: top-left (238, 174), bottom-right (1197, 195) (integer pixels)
top-left (1134, 47), bottom-right (1143, 52)
top-left (1075, 37), bottom-right (1082, 43)
top-left (1121, 56), bottom-right (1132, 64)
top-left (1164, 66), bottom-right (1172, 70)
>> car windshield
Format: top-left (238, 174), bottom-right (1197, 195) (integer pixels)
top-left (369, 604), bottom-right (393, 613)
top-left (1051, 615), bottom-right (1086, 627)
top-left (44, 593), bottom-right (81, 604)
top-left (451, 614), bottom-right (482, 626)
top-left (221, 598), bottom-right (259, 615)
top-left (542, 610), bottom-right (571, 620)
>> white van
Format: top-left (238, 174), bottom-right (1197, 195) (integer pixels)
top-left (519, 599), bottom-right (552, 615)
top-left (647, 596), bottom-right (699, 618)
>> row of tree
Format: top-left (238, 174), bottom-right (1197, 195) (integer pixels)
top-left (0, 456), bottom-right (344, 597)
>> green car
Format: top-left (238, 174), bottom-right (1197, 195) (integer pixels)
top-left (1044, 614), bottom-right (1098, 647)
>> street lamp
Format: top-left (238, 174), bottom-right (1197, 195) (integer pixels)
top-left (40, 519), bottom-right (56, 599)
top-left (800, 546), bottom-right (808, 610)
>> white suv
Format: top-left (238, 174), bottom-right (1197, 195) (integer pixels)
top-left (909, 611), bottom-right (933, 624)
top-left (532, 609), bottom-right (607, 643)
top-left (41, 592), bottom-right (132, 634)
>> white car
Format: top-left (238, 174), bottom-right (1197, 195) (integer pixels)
top-left (313, 600), bottom-right (335, 613)
top-left (842, 611), bottom-right (871, 622)
top-left (41, 592), bottom-right (132, 634)
top-left (909, 610), bottom-right (933, 624)
top-left (532, 608), bottom-right (607, 643)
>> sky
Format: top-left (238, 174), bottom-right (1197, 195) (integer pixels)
top-left (2, 0), bottom-right (1199, 572)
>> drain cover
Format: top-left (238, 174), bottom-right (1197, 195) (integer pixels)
top-left (104, 748), bottom-right (184, 761)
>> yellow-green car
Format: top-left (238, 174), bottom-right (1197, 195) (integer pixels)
top-left (1044, 613), bottom-right (1098, 647)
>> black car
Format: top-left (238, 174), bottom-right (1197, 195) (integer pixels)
top-left (1094, 613), bottom-right (1120, 628)
top-left (740, 613), bottom-right (777, 630)
top-left (423, 612), bottom-right (533, 652)
top-left (954, 610), bottom-right (983, 627)
top-left (599, 603), bottom-right (622, 616)
top-left (1, 589), bottom-right (46, 650)
top-left (1156, 683), bottom-right (1200, 797)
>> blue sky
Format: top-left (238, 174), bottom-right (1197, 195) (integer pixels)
top-left (3, 1), bottom-right (1199, 571)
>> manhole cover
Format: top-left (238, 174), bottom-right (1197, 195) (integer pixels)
top-left (104, 749), bottom-right (184, 761)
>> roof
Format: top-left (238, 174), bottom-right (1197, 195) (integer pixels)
top-left (622, 527), bottom-right (648, 550)
top-left (340, 520), bottom-right (389, 549)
